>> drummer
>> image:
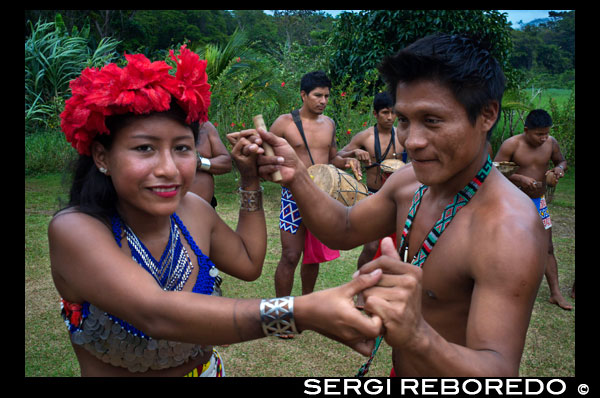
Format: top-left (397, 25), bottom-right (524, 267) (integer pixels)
top-left (269, 71), bottom-right (361, 308)
top-left (494, 109), bottom-right (571, 310)
top-left (338, 91), bottom-right (404, 270)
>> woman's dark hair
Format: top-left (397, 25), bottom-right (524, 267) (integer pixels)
top-left (378, 33), bottom-right (506, 140)
top-left (62, 100), bottom-right (199, 222)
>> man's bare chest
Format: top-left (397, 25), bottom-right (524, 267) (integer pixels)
top-left (512, 141), bottom-right (553, 171)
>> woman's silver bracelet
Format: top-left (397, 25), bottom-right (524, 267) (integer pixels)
top-left (259, 296), bottom-right (299, 337)
top-left (239, 186), bottom-right (263, 212)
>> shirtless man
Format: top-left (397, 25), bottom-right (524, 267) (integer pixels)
top-left (495, 109), bottom-right (572, 310)
top-left (338, 91), bottom-right (404, 270)
top-left (189, 121), bottom-right (232, 208)
top-left (255, 34), bottom-right (546, 375)
top-left (271, 71), bottom-right (360, 302)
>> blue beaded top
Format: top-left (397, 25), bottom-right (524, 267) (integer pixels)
top-left (62, 212), bottom-right (217, 339)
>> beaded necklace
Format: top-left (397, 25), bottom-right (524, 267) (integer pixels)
top-left (119, 215), bottom-right (192, 291)
top-left (356, 155), bottom-right (493, 377)
top-left (106, 212), bottom-right (218, 337)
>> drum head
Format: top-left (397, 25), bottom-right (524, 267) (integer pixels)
top-left (308, 164), bottom-right (337, 197)
top-left (308, 164), bottom-right (369, 206)
top-left (493, 161), bottom-right (519, 177)
top-left (380, 159), bottom-right (405, 173)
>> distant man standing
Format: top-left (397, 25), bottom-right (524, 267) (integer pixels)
top-left (495, 109), bottom-right (572, 310)
top-left (190, 121), bottom-right (232, 208)
top-left (338, 91), bottom-right (404, 269)
top-left (270, 71), bottom-right (360, 308)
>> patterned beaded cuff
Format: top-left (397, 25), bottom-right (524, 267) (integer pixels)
top-left (259, 296), bottom-right (299, 337)
top-left (239, 186), bottom-right (263, 212)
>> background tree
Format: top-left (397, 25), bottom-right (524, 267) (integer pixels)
top-left (327, 10), bottom-right (516, 95)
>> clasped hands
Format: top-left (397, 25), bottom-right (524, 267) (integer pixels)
top-left (228, 127), bottom-right (425, 354)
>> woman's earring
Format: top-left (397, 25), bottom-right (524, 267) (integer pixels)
top-left (99, 167), bottom-right (108, 175)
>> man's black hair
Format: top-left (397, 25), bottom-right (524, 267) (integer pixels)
top-left (525, 109), bottom-right (553, 129)
top-left (373, 91), bottom-right (394, 113)
top-left (378, 33), bottom-right (506, 139)
top-left (300, 71), bottom-right (332, 94)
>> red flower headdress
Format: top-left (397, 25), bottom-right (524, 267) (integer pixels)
top-left (60, 45), bottom-right (211, 155)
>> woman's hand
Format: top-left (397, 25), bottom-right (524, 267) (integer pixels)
top-left (226, 129), bottom-right (264, 179)
top-left (294, 268), bottom-right (384, 356)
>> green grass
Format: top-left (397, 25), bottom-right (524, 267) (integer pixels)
top-left (24, 168), bottom-right (575, 377)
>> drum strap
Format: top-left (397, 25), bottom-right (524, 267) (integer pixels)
top-left (291, 109), bottom-right (315, 165)
top-left (366, 124), bottom-right (396, 170)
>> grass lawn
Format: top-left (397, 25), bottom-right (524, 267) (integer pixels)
top-left (25, 167), bottom-right (575, 377)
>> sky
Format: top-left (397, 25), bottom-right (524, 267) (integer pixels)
top-left (496, 10), bottom-right (571, 28)
top-left (265, 10), bottom-right (572, 29)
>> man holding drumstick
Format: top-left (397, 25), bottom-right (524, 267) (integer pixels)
top-left (253, 34), bottom-right (546, 376)
top-left (269, 71), bottom-right (360, 313)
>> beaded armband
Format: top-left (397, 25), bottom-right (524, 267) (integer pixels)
top-left (239, 186), bottom-right (263, 212)
top-left (259, 296), bottom-right (299, 337)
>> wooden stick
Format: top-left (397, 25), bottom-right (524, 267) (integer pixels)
top-left (253, 114), bottom-right (282, 182)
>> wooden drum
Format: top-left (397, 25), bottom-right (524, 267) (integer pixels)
top-left (380, 159), bottom-right (406, 175)
top-left (308, 164), bottom-right (369, 206)
top-left (493, 161), bottom-right (520, 178)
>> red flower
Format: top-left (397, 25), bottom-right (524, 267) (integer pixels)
top-left (341, 92), bottom-right (346, 97)
top-left (281, 82), bottom-right (285, 87)
top-left (60, 45), bottom-right (211, 155)
top-left (230, 122), bottom-right (235, 127)
top-left (346, 129), bottom-right (352, 135)
top-left (236, 57), bottom-right (241, 62)
top-left (363, 121), bottom-right (368, 127)
top-left (168, 45), bottom-right (211, 124)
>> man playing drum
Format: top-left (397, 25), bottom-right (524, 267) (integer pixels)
top-left (494, 109), bottom-right (572, 310)
top-left (269, 71), bottom-right (360, 314)
top-left (338, 91), bottom-right (405, 271)
top-left (253, 34), bottom-right (546, 376)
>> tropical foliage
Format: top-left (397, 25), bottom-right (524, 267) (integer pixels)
top-left (25, 10), bottom-right (575, 175)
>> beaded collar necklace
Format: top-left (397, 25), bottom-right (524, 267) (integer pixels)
top-left (398, 155), bottom-right (493, 268)
top-left (120, 215), bottom-right (192, 291)
top-left (110, 212), bottom-right (218, 294)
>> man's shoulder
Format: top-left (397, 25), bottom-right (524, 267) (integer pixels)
top-left (467, 175), bottom-right (545, 277)
top-left (350, 127), bottom-right (374, 143)
top-left (271, 113), bottom-right (297, 137)
top-left (502, 134), bottom-right (524, 146)
top-left (273, 113), bottom-right (294, 125)
top-left (473, 175), bottom-right (541, 244)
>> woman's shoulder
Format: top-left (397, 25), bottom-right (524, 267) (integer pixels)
top-left (176, 192), bottom-right (218, 226)
top-left (49, 207), bottom-right (110, 235)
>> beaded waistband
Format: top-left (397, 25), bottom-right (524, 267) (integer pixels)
top-left (64, 301), bottom-right (212, 373)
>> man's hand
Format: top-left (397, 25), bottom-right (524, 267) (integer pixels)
top-left (254, 128), bottom-right (307, 186)
top-left (359, 237), bottom-right (426, 349)
top-left (226, 129), bottom-right (264, 176)
top-left (295, 268), bottom-right (384, 356)
top-left (353, 149), bottom-right (372, 165)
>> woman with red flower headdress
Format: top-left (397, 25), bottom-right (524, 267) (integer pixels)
top-left (49, 46), bottom-right (384, 376)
